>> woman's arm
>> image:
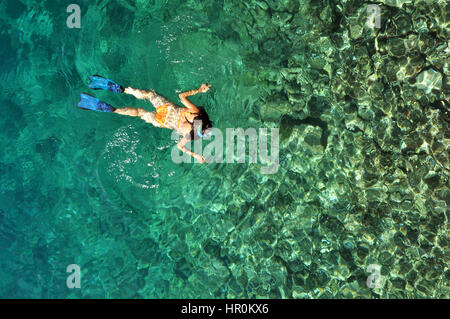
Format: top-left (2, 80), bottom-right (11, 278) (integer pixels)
top-left (177, 137), bottom-right (205, 163)
top-left (178, 83), bottom-right (211, 112)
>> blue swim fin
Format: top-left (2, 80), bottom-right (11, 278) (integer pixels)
top-left (77, 93), bottom-right (116, 112)
top-left (88, 75), bottom-right (124, 93)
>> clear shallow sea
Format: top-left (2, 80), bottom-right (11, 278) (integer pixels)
top-left (0, 0), bottom-right (448, 298)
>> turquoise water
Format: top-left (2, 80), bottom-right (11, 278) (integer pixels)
top-left (0, 0), bottom-right (448, 298)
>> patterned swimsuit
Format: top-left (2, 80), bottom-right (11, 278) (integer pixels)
top-left (154, 104), bottom-right (193, 130)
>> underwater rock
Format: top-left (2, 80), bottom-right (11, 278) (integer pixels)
top-left (426, 42), bottom-right (449, 71)
top-left (260, 100), bottom-right (294, 122)
top-left (379, 0), bottom-right (412, 8)
top-left (387, 38), bottom-right (407, 57)
top-left (307, 96), bottom-right (329, 118)
top-left (303, 126), bottom-right (324, 156)
top-left (414, 69), bottom-right (443, 94)
top-left (396, 56), bottom-right (425, 82)
top-left (281, 124), bottom-right (325, 157)
top-left (271, 12), bottom-right (292, 29)
top-left (423, 172), bottom-right (441, 189)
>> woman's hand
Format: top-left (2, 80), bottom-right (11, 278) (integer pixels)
top-left (198, 83), bottom-right (212, 93)
top-left (194, 154), bottom-right (206, 164)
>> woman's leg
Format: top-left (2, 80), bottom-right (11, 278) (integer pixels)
top-left (114, 107), bottom-right (162, 127)
top-left (124, 87), bottom-right (173, 110)
top-left (124, 87), bottom-right (155, 101)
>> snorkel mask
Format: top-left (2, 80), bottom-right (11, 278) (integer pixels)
top-left (197, 122), bottom-right (213, 138)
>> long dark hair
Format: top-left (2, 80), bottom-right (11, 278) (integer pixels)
top-left (192, 107), bottom-right (213, 136)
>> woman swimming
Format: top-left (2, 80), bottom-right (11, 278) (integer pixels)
top-left (77, 75), bottom-right (213, 163)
